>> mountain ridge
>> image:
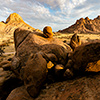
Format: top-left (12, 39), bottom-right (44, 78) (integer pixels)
top-left (58, 16), bottom-right (100, 34)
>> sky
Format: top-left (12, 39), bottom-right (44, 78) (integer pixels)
top-left (0, 0), bottom-right (100, 32)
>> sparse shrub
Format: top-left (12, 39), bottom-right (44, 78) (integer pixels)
top-left (0, 47), bottom-right (5, 56)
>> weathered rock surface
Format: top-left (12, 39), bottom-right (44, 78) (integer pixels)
top-left (65, 40), bottom-right (100, 77)
top-left (8, 27), bottom-right (71, 98)
top-left (6, 28), bottom-right (100, 100)
top-left (23, 52), bottom-right (47, 97)
top-left (86, 60), bottom-right (100, 72)
top-left (6, 86), bottom-right (33, 100)
top-left (1, 13), bottom-right (100, 100)
top-left (0, 13), bottom-right (41, 45)
top-left (6, 72), bottom-right (100, 100)
top-left (35, 73), bottom-right (100, 100)
top-left (13, 28), bottom-right (71, 69)
top-left (43, 26), bottom-right (53, 38)
top-left (70, 33), bottom-right (81, 50)
top-left (0, 68), bottom-right (22, 100)
top-left (59, 16), bottom-right (100, 34)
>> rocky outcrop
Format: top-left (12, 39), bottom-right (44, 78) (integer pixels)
top-left (59, 16), bottom-right (100, 34)
top-left (6, 86), bottom-right (33, 100)
top-left (65, 40), bottom-right (100, 78)
top-left (6, 72), bottom-right (100, 100)
top-left (9, 27), bottom-right (71, 98)
top-left (0, 68), bottom-right (22, 100)
top-left (4, 13), bottom-right (36, 34)
top-left (0, 15), bottom-right (100, 99)
top-left (13, 28), bottom-right (71, 67)
top-left (70, 33), bottom-right (81, 51)
top-left (0, 13), bottom-right (41, 45)
top-left (0, 27), bottom-right (100, 99)
top-left (0, 26), bottom-right (71, 99)
top-left (34, 73), bottom-right (100, 100)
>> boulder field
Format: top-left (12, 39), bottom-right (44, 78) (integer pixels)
top-left (0, 20), bottom-right (100, 100)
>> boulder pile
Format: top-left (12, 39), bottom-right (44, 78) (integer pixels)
top-left (0, 26), bottom-right (100, 100)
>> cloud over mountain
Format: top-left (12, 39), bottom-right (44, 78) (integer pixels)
top-left (0, 0), bottom-right (100, 31)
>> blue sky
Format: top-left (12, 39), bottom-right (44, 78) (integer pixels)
top-left (0, 0), bottom-right (100, 31)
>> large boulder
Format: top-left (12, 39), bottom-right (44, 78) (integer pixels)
top-left (0, 68), bottom-right (22, 100)
top-left (13, 28), bottom-right (71, 69)
top-left (23, 52), bottom-right (47, 97)
top-left (43, 26), bottom-right (53, 38)
top-left (34, 73), bottom-right (100, 100)
top-left (6, 86), bottom-right (33, 100)
top-left (65, 40), bottom-right (100, 77)
top-left (10, 27), bottom-right (71, 97)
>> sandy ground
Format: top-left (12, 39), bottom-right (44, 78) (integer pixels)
top-left (0, 43), bottom-right (15, 62)
top-left (54, 33), bottom-right (100, 43)
top-left (0, 33), bottom-right (100, 62)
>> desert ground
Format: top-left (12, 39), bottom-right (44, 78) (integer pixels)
top-left (1, 33), bottom-right (100, 62)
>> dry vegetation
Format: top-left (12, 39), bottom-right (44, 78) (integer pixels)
top-left (1, 32), bottom-right (100, 63)
top-left (54, 33), bottom-right (100, 44)
top-left (0, 37), bottom-right (15, 62)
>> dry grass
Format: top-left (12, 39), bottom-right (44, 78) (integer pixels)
top-left (54, 33), bottom-right (100, 44)
top-left (0, 32), bottom-right (100, 62)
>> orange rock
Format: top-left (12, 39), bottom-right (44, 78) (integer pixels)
top-left (85, 17), bottom-right (90, 21)
top-left (6, 13), bottom-right (23, 23)
top-left (43, 26), bottom-right (53, 38)
top-left (0, 13), bottom-right (40, 45)
top-left (86, 60), bottom-right (100, 72)
top-left (65, 40), bottom-right (100, 75)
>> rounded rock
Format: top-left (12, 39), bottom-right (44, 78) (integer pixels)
top-left (43, 26), bottom-right (53, 38)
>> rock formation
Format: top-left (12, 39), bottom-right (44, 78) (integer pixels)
top-left (65, 40), bottom-right (100, 78)
top-left (0, 13), bottom-right (41, 45)
top-left (6, 38), bottom-right (100, 100)
top-left (0, 68), bottom-right (22, 100)
top-left (35, 73), bottom-right (100, 100)
top-left (5, 27), bottom-right (71, 98)
top-left (43, 26), bottom-right (53, 38)
top-left (70, 33), bottom-right (81, 51)
top-left (0, 13), bottom-right (100, 100)
top-left (59, 16), bottom-right (100, 34)
top-left (6, 86), bottom-right (33, 100)
top-left (0, 27), bottom-right (100, 99)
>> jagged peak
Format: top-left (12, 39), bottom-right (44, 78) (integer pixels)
top-left (58, 15), bottom-right (100, 34)
top-left (80, 18), bottom-right (84, 20)
top-left (76, 18), bottom-right (85, 24)
top-left (96, 15), bottom-right (100, 20)
top-left (6, 13), bottom-right (23, 23)
top-left (85, 17), bottom-right (90, 21)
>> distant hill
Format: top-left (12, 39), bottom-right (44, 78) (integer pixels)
top-left (58, 16), bottom-right (100, 34)
top-left (0, 13), bottom-right (41, 45)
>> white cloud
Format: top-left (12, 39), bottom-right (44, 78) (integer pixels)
top-left (0, 0), bottom-right (100, 31)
